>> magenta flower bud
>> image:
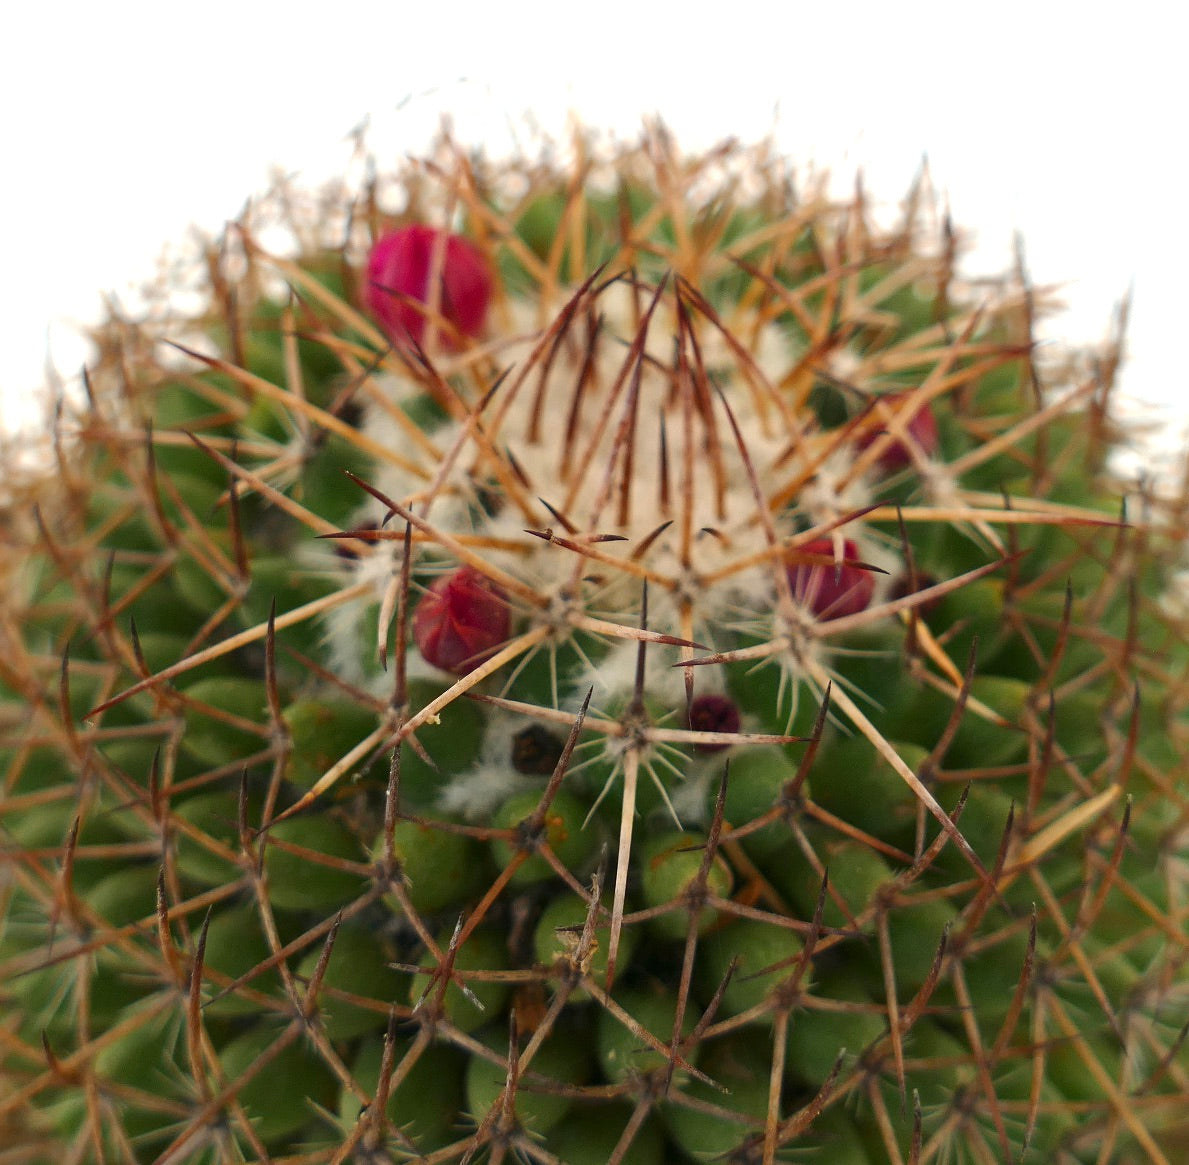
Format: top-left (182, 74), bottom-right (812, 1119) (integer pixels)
top-left (365, 225), bottom-right (491, 349)
top-left (413, 566), bottom-right (510, 675)
top-left (787, 537), bottom-right (875, 621)
top-left (687, 694), bottom-right (742, 753)
top-left (858, 393), bottom-right (939, 472)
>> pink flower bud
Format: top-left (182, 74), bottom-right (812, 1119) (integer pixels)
top-left (858, 393), bottom-right (938, 472)
top-left (365, 225), bottom-right (491, 349)
top-left (787, 537), bottom-right (874, 621)
top-left (687, 694), bottom-right (741, 753)
top-left (413, 566), bottom-right (510, 675)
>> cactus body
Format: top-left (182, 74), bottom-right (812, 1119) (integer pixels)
top-left (2, 127), bottom-right (1187, 1163)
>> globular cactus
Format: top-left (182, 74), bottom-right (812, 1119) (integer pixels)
top-left (2, 125), bottom-right (1188, 1164)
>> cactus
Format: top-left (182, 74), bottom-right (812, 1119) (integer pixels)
top-left (2, 124), bottom-right (1188, 1164)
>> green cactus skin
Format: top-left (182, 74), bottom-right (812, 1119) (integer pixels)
top-left (2, 126), bottom-right (1188, 1164)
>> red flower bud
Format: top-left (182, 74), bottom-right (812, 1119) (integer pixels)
top-left (413, 566), bottom-right (510, 674)
top-left (687, 694), bottom-right (742, 753)
top-left (858, 393), bottom-right (938, 472)
top-left (787, 538), bottom-right (874, 621)
top-left (366, 225), bottom-right (491, 349)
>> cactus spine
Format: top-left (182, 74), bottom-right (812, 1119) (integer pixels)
top-left (1, 126), bottom-right (1187, 1163)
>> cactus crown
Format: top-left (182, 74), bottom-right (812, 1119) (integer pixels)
top-left (1, 126), bottom-right (1187, 1163)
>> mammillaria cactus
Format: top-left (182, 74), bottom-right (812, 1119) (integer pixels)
top-left (1, 125), bottom-right (1187, 1163)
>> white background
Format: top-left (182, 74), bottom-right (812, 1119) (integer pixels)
top-left (3, 2), bottom-right (1184, 462)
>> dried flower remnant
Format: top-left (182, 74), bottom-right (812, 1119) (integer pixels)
top-left (511, 724), bottom-right (567, 775)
